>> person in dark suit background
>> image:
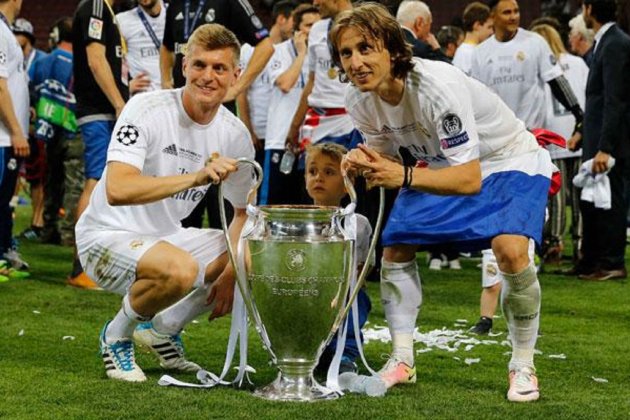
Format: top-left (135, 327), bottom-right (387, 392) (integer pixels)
top-left (574, 0), bottom-right (630, 281)
top-left (395, 0), bottom-right (451, 62)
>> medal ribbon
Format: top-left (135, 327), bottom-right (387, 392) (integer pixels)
top-left (136, 7), bottom-right (161, 50)
top-left (184, 0), bottom-right (207, 41)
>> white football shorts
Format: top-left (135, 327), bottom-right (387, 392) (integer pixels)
top-left (78, 227), bottom-right (226, 295)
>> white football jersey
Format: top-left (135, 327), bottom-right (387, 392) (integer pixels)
top-left (0, 21), bottom-right (29, 147)
top-left (76, 89), bottom-right (255, 240)
top-left (240, 43), bottom-right (280, 139)
top-left (346, 59), bottom-right (538, 177)
top-left (544, 53), bottom-right (588, 159)
top-left (264, 39), bottom-right (309, 150)
top-left (452, 42), bottom-right (475, 76)
top-left (307, 18), bottom-right (346, 108)
top-left (116, 4), bottom-right (166, 92)
top-left (471, 28), bottom-right (563, 129)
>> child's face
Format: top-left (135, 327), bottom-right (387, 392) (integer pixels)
top-left (305, 152), bottom-right (347, 206)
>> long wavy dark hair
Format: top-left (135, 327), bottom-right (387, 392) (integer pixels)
top-left (329, 2), bottom-right (414, 83)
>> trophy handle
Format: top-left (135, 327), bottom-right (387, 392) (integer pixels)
top-left (217, 157), bottom-right (263, 322)
top-left (334, 186), bottom-right (386, 332)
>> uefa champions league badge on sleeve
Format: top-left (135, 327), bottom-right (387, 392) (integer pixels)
top-left (440, 114), bottom-right (469, 149)
top-left (116, 124), bottom-right (140, 146)
top-left (442, 114), bottom-right (462, 136)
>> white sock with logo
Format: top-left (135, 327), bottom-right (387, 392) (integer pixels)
top-left (501, 263), bottom-right (541, 371)
top-left (380, 258), bottom-right (421, 366)
top-left (152, 283), bottom-right (214, 336)
top-left (106, 294), bottom-right (151, 343)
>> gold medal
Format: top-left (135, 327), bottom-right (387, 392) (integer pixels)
top-left (327, 67), bottom-right (338, 79)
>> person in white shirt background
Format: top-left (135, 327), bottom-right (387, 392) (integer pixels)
top-left (238, 0), bottom-right (296, 170)
top-left (116, 0), bottom-right (166, 94)
top-left (452, 1), bottom-right (494, 75)
top-left (260, 4), bottom-right (320, 205)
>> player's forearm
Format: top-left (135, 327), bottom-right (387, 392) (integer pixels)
top-left (232, 38), bottom-right (274, 97)
top-left (228, 208), bottom-right (248, 250)
top-left (88, 53), bottom-right (126, 113)
top-left (409, 159), bottom-right (482, 195)
top-left (548, 75), bottom-right (583, 126)
top-left (106, 169), bottom-right (198, 205)
top-left (287, 76), bottom-right (314, 137)
top-left (275, 52), bottom-right (306, 93)
top-left (236, 92), bottom-right (255, 135)
top-left (160, 45), bottom-right (174, 89)
top-left (0, 79), bottom-right (24, 136)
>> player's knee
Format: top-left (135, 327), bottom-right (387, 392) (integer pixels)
top-left (495, 244), bottom-right (529, 274)
top-left (383, 245), bottom-right (417, 263)
top-left (163, 255), bottom-right (198, 297)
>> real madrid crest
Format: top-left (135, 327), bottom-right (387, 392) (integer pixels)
top-left (205, 8), bottom-right (215, 23)
top-left (327, 67), bottom-right (338, 79)
top-left (516, 51), bottom-right (526, 61)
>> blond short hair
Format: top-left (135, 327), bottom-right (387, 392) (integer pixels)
top-left (531, 24), bottom-right (567, 59)
top-left (186, 23), bottom-right (241, 66)
top-left (305, 143), bottom-right (348, 166)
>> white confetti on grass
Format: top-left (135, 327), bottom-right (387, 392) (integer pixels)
top-left (62, 336), bottom-right (75, 341)
top-left (18, 329), bottom-right (24, 336)
top-left (32, 310), bottom-right (40, 314)
top-left (464, 358), bottom-right (480, 365)
top-left (591, 377), bottom-right (608, 383)
top-left (364, 326), bottom-right (554, 360)
top-left (548, 354), bottom-right (566, 359)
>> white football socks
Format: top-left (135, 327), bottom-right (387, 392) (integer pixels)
top-left (151, 283), bottom-right (214, 336)
top-left (501, 263), bottom-right (541, 371)
top-left (381, 258), bottom-right (421, 366)
top-left (106, 294), bottom-right (150, 343)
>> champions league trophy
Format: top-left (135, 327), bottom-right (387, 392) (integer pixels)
top-left (218, 158), bottom-right (383, 402)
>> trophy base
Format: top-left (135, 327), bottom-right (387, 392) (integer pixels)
top-left (253, 372), bottom-right (339, 402)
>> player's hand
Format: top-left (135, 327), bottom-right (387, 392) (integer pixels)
top-left (195, 153), bottom-right (238, 186)
top-left (285, 128), bottom-right (300, 154)
top-left (207, 272), bottom-right (235, 320)
top-left (567, 132), bottom-right (582, 151)
top-left (294, 30), bottom-right (307, 54)
top-left (161, 78), bottom-right (174, 90)
top-left (592, 151), bottom-right (611, 174)
top-left (424, 32), bottom-right (441, 50)
top-left (344, 144), bottom-right (405, 189)
top-left (252, 134), bottom-right (263, 151)
top-left (223, 84), bottom-right (241, 103)
top-left (130, 72), bottom-right (151, 94)
top-left (11, 133), bottom-right (29, 158)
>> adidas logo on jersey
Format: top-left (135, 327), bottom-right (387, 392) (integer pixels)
top-left (162, 144), bottom-right (178, 156)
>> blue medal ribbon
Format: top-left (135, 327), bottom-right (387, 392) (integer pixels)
top-left (136, 7), bottom-right (161, 50)
top-left (184, 0), bottom-right (207, 41)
